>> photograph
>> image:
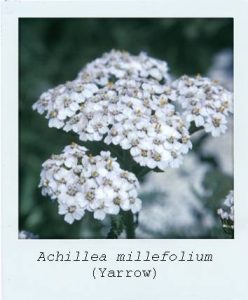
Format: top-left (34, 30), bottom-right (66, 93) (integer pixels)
top-left (19, 18), bottom-right (234, 239)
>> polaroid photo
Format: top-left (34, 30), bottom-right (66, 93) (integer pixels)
top-left (1, 0), bottom-right (248, 299)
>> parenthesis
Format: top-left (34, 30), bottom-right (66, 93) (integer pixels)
top-left (153, 267), bottom-right (156, 279)
top-left (93, 267), bottom-right (96, 279)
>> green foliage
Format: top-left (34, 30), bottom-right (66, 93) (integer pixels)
top-left (19, 18), bottom-right (233, 238)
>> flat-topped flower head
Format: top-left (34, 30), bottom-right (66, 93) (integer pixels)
top-left (77, 50), bottom-right (170, 85)
top-left (101, 79), bottom-right (191, 170)
top-left (33, 51), bottom-right (232, 172)
top-left (32, 80), bottom-right (99, 130)
top-left (33, 76), bottom-right (190, 171)
top-left (217, 190), bottom-right (234, 230)
top-left (39, 144), bottom-right (141, 224)
top-left (171, 75), bottom-right (233, 136)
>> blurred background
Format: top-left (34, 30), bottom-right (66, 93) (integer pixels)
top-left (19, 18), bottom-right (233, 238)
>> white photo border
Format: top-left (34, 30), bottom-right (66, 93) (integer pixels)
top-left (1, 1), bottom-right (248, 299)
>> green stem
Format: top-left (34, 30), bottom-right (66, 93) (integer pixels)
top-left (107, 215), bottom-right (124, 239)
top-left (134, 213), bottom-right (139, 228)
top-left (121, 211), bottom-right (135, 239)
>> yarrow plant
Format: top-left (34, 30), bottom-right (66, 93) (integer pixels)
top-left (217, 190), bottom-right (234, 233)
top-left (33, 50), bottom-right (233, 238)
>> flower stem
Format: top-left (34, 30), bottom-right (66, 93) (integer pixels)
top-left (121, 211), bottom-right (135, 239)
top-left (107, 215), bottom-right (124, 239)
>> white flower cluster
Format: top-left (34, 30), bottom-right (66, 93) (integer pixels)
top-left (77, 49), bottom-right (170, 85)
top-left (39, 143), bottom-right (141, 224)
top-left (172, 75), bottom-right (233, 136)
top-left (19, 230), bottom-right (38, 239)
top-left (103, 79), bottom-right (192, 169)
top-left (33, 52), bottom-right (192, 170)
top-left (33, 51), bottom-right (233, 171)
top-left (217, 190), bottom-right (234, 230)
